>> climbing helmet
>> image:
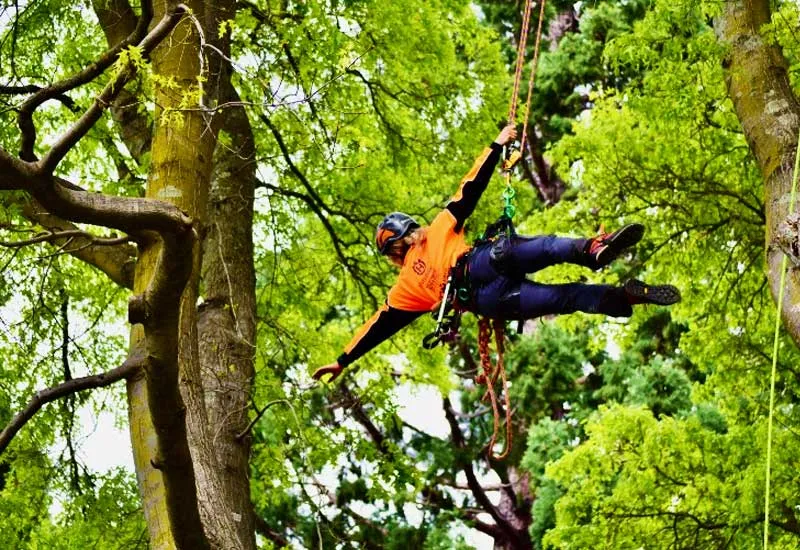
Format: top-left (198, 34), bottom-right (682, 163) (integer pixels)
top-left (375, 212), bottom-right (420, 255)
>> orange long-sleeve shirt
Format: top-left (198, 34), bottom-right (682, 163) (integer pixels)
top-left (337, 142), bottom-right (502, 367)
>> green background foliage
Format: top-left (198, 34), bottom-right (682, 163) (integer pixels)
top-left (0, 0), bottom-right (798, 547)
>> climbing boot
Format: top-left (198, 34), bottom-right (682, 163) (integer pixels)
top-left (624, 279), bottom-right (681, 306)
top-left (586, 223), bottom-right (645, 267)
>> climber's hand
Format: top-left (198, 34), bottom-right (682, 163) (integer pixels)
top-left (312, 362), bottom-right (344, 383)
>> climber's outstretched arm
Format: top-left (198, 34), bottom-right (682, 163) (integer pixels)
top-left (445, 124), bottom-right (517, 230)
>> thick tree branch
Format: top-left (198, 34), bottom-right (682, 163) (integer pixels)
top-left (18, 198), bottom-right (136, 289)
top-left (37, 5), bottom-right (186, 174)
top-left (17, 0), bottom-right (154, 161)
top-left (92, 0), bottom-right (153, 163)
top-left (442, 397), bottom-right (527, 547)
top-left (129, 228), bottom-right (204, 549)
top-left (0, 356), bottom-right (143, 455)
top-left (0, 150), bottom-right (192, 237)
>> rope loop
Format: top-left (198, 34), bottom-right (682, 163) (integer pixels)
top-left (476, 318), bottom-right (513, 461)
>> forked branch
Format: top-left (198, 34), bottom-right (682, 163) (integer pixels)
top-left (37, 5), bottom-right (187, 174)
top-left (16, 0), bottom-right (155, 160)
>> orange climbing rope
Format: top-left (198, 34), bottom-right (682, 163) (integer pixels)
top-left (476, 318), bottom-right (513, 460)
top-left (519, 0), bottom-right (547, 154)
top-left (508, 0), bottom-right (548, 133)
top-left (473, 0), bottom-right (547, 462)
top-left (508, 0), bottom-right (536, 125)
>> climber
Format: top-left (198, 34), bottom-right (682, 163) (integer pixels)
top-left (312, 124), bottom-right (680, 382)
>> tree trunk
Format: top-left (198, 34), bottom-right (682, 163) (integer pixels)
top-left (196, 81), bottom-right (258, 548)
top-left (124, 1), bottom-right (251, 548)
top-left (714, 0), bottom-right (800, 342)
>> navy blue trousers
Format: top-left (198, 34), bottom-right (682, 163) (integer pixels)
top-left (466, 235), bottom-right (632, 320)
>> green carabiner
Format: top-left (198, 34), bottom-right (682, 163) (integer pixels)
top-left (502, 184), bottom-right (516, 219)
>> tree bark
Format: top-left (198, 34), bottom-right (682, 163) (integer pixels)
top-left (714, 0), bottom-right (800, 342)
top-left (125, 1), bottom-right (221, 548)
top-left (197, 81), bottom-right (258, 549)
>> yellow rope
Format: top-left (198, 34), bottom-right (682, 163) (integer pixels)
top-left (764, 127), bottom-right (800, 549)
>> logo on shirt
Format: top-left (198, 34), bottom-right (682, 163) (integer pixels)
top-left (413, 259), bottom-right (426, 275)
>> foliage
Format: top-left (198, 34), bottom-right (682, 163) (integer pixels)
top-left (0, 0), bottom-right (798, 547)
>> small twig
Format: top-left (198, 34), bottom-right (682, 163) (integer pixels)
top-left (214, 222), bottom-right (242, 339)
top-left (236, 399), bottom-right (291, 440)
top-left (173, 49), bottom-right (371, 116)
top-left (0, 84), bottom-right (78, 111)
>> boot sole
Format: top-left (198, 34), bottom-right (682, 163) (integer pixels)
top-left (624, 279), bottom-right (681, 305)
top-left (595, 223), bottom-right (645, 265)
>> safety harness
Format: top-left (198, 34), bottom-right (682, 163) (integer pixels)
top-left (421, 162), bottom-right (522, 460)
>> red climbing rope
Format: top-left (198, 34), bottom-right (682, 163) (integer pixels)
top-left (476, 318), bottom-right (512, 461)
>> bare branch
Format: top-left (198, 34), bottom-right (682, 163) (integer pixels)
top-left (236, 399), bottom-right (290, 440)
top-left (0, 356), bottom-right (143, 455)
top-left (19, 198), bottom-right (136, 289)
top-left (339, 384), bottom-right (388, 453)
top-left (257, 116), bottom-right (380, 308)
top-left (37, 5), bottom-right (187, 174)
top-left (253, 515), bottom-right (290, 548)
top-left (465, 513), bottom-right (505, 539)
top-left (447, 481), bottom-right (506, 492)
top-left (0, 84), bottom-right (78, 111)
top-left (0, 229), bottom-right (131, 248)
top-left (17, 0), bottom-right (155, 160)
top-left (442, 397), bottom-right (525, 546)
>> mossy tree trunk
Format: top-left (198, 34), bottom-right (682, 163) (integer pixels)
top-left (123, 1), bottom-right (256, 548)
top-left (715, 0), bottom-right (800, 341)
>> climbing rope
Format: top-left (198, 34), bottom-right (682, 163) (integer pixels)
top-left (508, 0), bottom-right (534, 124)
top-left (519, 0), bottom-right (547, 155)
top-left (476, 318), bottom-right (513, 460)
top-left (471, 0), bottom-right (548, 462)
top-left (502, 0), bottom-right (548, 216)
top-left (764, 127), bottom-right (800, 549)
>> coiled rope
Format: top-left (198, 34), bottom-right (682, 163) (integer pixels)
top-left (476, 318), bottom-right (513, 460)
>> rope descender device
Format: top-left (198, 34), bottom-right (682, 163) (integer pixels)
top-left (502, 149), bottom-right (522, 172)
